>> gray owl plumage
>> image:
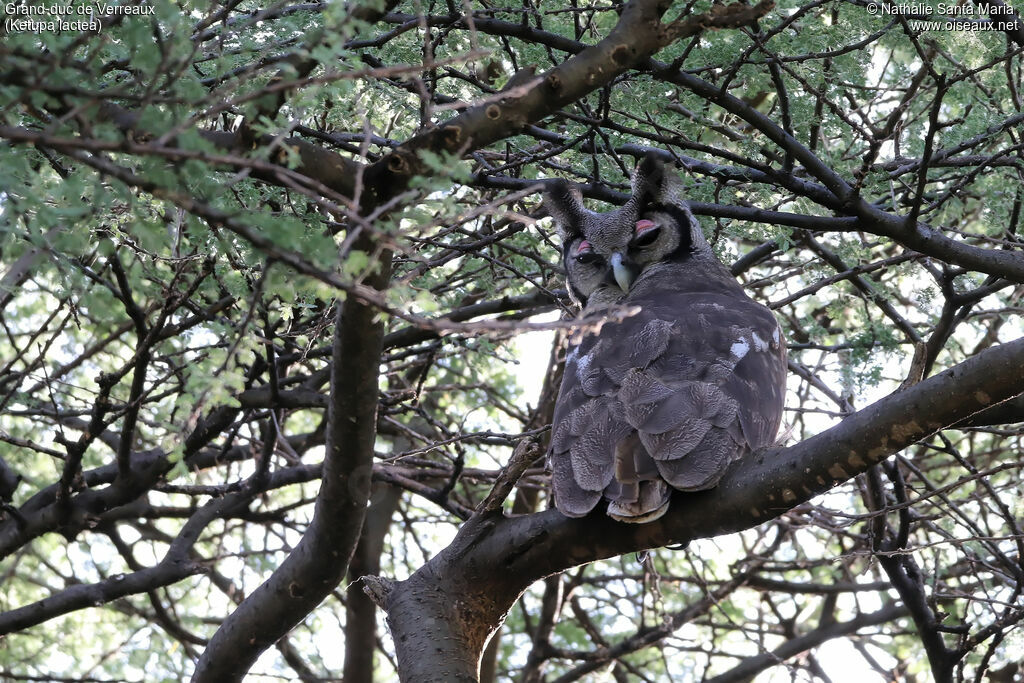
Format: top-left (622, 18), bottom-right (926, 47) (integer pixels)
top-left (545, 153), bottom-right (786, 523)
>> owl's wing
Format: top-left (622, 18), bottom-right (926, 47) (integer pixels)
top-left (549, 350), bottom-right (634, 517)
top-left (631, 291), bottom-right (787, 490)
top-left (548, 284), bottom-right (786, 521)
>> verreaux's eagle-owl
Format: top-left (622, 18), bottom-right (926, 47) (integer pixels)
top-left (545, 153), bottom-right (787, 522)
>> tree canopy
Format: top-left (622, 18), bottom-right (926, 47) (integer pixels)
top-left (1, 0), bottom-right (1024, 681)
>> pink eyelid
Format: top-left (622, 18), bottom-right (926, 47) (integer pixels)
top-left (635, 219), bottom-right (656, 233)
top-left (575, 240), bottom-right (593, 254)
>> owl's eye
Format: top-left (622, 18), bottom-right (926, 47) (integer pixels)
top-left (573, 240), bottom-right (603, 265)
top-left (632, 219), bottom-right (661, 248)
top-left (575, 252), bottom-right (604, 266)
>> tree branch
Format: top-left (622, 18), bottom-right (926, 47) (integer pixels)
top-left (0, 488), bottom-right (251, 635)
top-left (705, 603), bottom-right (910, 683)
top-left (191, 244), bottom-right (393, 681)
top-left (363, 0), bottom-right (774, 205)
top-left (377, 334), bottom-right (1024, 680)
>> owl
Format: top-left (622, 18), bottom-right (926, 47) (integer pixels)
top-left (544, 153), bottom-right (787, 523)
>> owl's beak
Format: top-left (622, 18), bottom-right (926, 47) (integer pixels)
top-left (609, 252), bottom-right (636, 292)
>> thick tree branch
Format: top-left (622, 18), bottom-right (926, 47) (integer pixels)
top-left (376, 335), bottom-right (1024, 681)
top-left (344, 485), bottom-right (402, 683)
top-left (363, 0), bottom-right (774, 205)
top-left (191, 246), bottom-right (393, 681)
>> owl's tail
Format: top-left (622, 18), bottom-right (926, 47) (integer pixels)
top-left (605, 434), bottom-right (671, 523)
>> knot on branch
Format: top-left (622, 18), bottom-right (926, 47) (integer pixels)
top-left (361, 575), bottom-right (395, 608)
top-left (386, 151), bottom-right (411, 175)
top-left (611, 44), bottom-right (634, 66)
top-left (441, 125), bottom-right (462, 148)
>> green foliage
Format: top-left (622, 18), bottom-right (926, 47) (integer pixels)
top-left (1, 0), bottom-right (1023, 680)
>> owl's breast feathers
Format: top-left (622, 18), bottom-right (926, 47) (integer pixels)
top-left (549, 260), bottom-right (786, 522)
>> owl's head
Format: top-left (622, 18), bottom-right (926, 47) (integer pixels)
top-left (545, 153), bottom-right (711, 306)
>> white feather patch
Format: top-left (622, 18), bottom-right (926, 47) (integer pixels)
top-left (730, 338), bottom-right (750, 360)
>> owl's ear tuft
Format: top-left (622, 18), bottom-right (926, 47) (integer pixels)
top-left (633, 152), bottom-right (688, 212)
top-left (633, 152), bottom-right (675, 207)
top-left (544, 179), bottom-right (589, 239)
top-left (636, 151), bottom-right (666, 187)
